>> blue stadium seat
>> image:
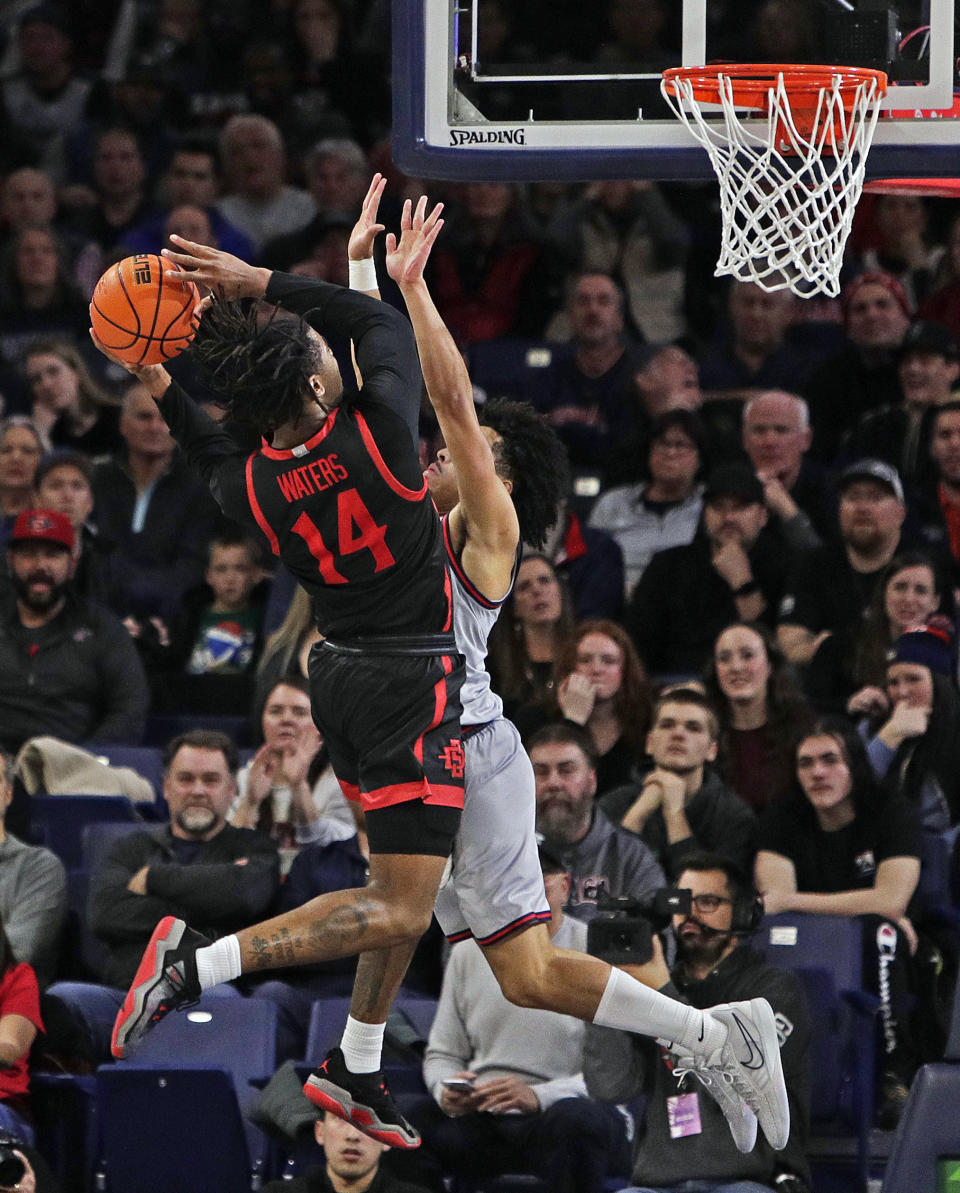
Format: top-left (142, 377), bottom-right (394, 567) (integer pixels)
top-left (880, 977), bottom-right (960, 1191)
top-left (95, 1066), bottom-right (262, 1193)
top-left (755, 913), bottom-right (876, 1190)
top-left (880, 1063), bottom-right (960, 1193)
top-left (119, 991), bottom-right (278, 1167)
top-left (30, 794), bottom-right (143, 870)
top-left (93, 745), bottom-right (165, 802)
top-left (304, 995), bottom-right (352, 1064)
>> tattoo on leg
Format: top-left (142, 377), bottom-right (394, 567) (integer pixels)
top-left (249, 934), bottom-right (272, 970)
top-left (274, 927), bottom-right (296, 966)
top-left (305, 897), bottom-right (379, 960)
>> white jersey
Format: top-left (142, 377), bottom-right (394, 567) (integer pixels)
top-left (442, 516), bottom-right (516, 726)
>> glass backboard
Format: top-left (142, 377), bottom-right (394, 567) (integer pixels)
top-left (393, 0), bottom-right (959, 181)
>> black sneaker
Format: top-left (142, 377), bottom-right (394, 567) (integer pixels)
top-left (111, 916), bottom-right (205, 1058)
top-left (304, 1047), bottom-right (421, 1149)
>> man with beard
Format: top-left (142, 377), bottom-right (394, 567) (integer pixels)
top-left (46, 730), bottom-right (280, 1058)
top-left (778, 461), bottom-right (908, 665)
top-left (583, 854), bottom-right (812, 1193)
top-left (530, 722), bottom-right (664, 922)
top-left (0, 508), bottom-right (148, 751)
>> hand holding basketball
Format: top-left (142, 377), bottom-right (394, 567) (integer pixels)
top-left (385, 196), bottom-right (444, 288)
top-left (161, 235), bottom-right (271, 302)
top-left (90, 253), bottom-right (199, 366)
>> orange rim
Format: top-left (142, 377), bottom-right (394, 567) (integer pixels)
top-left (864, 178), bottom-right (960, 198)
top-left (662, 63), bottom-right (888, 112)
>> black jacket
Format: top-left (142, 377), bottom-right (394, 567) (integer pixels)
top-left (626, 531), bottom-right (788, 677)
top-left (601, 765), bottom-right (758, 880)
top-left (88, 822), bottom-right (280, 987)
top-left (584, 945), bottom-right (811, 1189)
top-left (0, 586), bottom-right (149, 751)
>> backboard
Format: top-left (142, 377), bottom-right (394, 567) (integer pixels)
top-left (393, 0), bottom-right (959, 182)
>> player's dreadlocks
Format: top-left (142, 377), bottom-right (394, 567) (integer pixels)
top-left (479, 397), bottom-right (569, 549)
top-left (190, 297), bottom-right (326, 435)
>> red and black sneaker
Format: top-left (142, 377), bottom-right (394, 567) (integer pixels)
top-left (304, 1047), bottom-right (421, 1149)
top-left (111, 916), bottom-right (206, 1058)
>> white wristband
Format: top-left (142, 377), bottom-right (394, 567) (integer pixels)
top-left (349, 258), bottom-right (378, 291)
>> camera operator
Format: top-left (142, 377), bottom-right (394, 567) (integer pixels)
top-left (583, 853), bottom-right (811, 1193)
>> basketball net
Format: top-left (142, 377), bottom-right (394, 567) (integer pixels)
top-left (661, 66), bottom-right (887, 298)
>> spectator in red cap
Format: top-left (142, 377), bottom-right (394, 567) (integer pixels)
top-left (803, 270), bottom-right (913, 462)
top-left (0, 508), bottom-right (148, 751)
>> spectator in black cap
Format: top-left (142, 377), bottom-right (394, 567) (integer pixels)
top-left (626, 461), bottom-right (789, 680)
top-left (778, 459), bottom-right (909, 666)
top-left (842, 320), bottom-right (960, 488)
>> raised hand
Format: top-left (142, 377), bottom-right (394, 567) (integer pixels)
top-left (385, 195), bottom-right (444, 287)
top-left (349, 174), bottom-right (387, 261)
top-left (161, 235), bottom-right (270, 301)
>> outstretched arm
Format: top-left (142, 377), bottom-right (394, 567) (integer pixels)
top-left (387, 195), bottom-right (519, 590)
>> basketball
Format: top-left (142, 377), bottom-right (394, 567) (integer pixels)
top-left (90, 254), bottom-right (199, 366)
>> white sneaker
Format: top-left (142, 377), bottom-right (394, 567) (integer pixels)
top-left (668, 1044), bottom-right (758, 1152)
top-left (672, 998), bottom-right (790, 1152)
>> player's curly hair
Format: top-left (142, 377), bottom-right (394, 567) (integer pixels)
top-left (479, 398), bottom-right (569, 549)
top-left (190, 298), bottom-right (326, 434)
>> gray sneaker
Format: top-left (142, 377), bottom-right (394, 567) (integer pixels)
top-left (669, 1044), bottom-right (758, 1152)
top-left (671, 998), bottom-right (789, 1152)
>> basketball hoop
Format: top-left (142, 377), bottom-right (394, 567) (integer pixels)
top-left (661, 64), bottom-right (888, 298)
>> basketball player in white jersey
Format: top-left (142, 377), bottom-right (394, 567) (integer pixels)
top-left (333, 177), bottom-right (790, 1155)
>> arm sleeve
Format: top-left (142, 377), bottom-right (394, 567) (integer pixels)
top-left (583, 1024), bottom-right (654, 1103)
top-left (144, 832), bottom-right (280, 922)
top-left (664, 799), bottom-right (758, 880)
top-left (86, 610), bottom-right (151, 745)
top-left (3, 851), bottom-right (66, 975)
top-left (156, 382), bottom-right (251, 522)
top-left (1, 965), bottom-right (42, 1033)
top-left (88, 833), bottom-right (175, 943)
top-left (865, 734), bottom-right (896, 781)
top-left (532, 1074), bottom-right (589, 1109)
top-left (265, 274), bottom-right (423, 446)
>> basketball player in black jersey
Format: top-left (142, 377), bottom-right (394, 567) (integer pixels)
top-left (90, 206), bottom-right (467, 1148)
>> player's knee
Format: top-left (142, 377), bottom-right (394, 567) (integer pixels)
top-left (497, 956), bottom-right (551, 1009)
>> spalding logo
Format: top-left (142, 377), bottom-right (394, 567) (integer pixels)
top-left (449, 128), bottom-right (527, 147)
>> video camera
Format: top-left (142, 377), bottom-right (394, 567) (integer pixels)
top-left (586, 884), bottom-right (691, 965)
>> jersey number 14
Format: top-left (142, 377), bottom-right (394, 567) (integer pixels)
top-left (292, 487), bottom-right (396, 583)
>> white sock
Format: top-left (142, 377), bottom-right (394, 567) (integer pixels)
top-left (340, 1016), bottom-right (386, 1073)
top-left (194, 936), bottom-right (242, 990)
top-left (593, 967), bottom-right (727, 1053)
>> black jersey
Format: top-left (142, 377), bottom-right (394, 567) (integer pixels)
top-left (157, 274), bottom-right (452, 639)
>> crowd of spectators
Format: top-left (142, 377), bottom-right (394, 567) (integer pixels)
top-left (0, 1), bottom-right (959, 1190)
